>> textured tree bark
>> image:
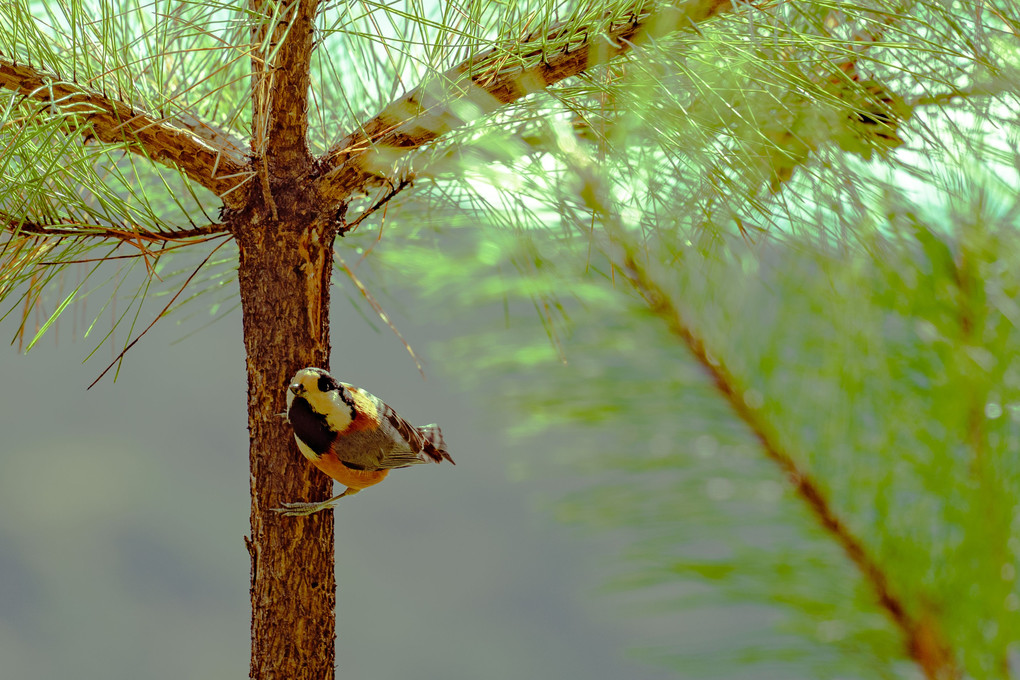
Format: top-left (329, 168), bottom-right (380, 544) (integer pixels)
top-left (240, 1), bottom-right (334, 675)
top-left (236, 209), bottom-right (338, 680)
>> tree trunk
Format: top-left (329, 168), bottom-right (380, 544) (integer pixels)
top-left (236, 212), bottom-right (337, 680)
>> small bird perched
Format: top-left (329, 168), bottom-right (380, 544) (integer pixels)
top-left (276, 367), bottom-right (453, 516)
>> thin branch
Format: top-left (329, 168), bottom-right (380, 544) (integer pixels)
top-left (3, 212), bottom-right (230, 243)
top-left (616, 248), bottom-right (959, 680)
top-left (317, 0), bottom-right (742, 203)
top-left (86, 238), bottom-right (229, 390)
top-left (335, 253), bottom-right (424, 377)
top-left (338, 175), bottom-right (413, 236)
top-left (0, 57), bottom-right (250, 202)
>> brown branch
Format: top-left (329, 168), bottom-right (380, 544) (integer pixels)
top-left (617, 249), bottom-right (959, 680)
top-left (335, 253), bottom-right (424, 376)
top-left (338, 175), bottom-right (413, 236)
top-left (174, 110), bottom-right (249, 160)
top-left (317, 0), bottom-right (739, 203)
top-left (0, 57), bottom-right (250, 202)
top-left (250, 0), bottom-right (319, 175)
top-left (3, 212), bottom-right (230, 243)
top-left (86, 238), bottom-right (229, 389)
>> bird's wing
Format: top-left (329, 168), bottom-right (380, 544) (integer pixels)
top-left (326, 424), bottom-right (420, 469)
top-left (328, 387), bottom-right (446, 469)
top-left (365, 391), bottom-right (451, 465)
top-left (375, 401), bottom-right (434, 463)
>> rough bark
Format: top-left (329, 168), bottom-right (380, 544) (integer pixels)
top-left (238, 4), bottom-right (335, 676)
top-left (250, 0), bottom-right (318, 168)
top-left (236, 206), bottom-right (338, 680)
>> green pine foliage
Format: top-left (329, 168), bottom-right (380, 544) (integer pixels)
top-left (366, 3), bottom-right (1020, 677)
top-left (377, 169), bottom-right (1020, 678)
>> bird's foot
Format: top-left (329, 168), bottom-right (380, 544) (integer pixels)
top-left (273, 500), bottom-right (337, 516)
top-left (272, 489), bottom-right (358, 516)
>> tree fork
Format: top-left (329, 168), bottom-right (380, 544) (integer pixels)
top-left (235, 210), bottom-right (339, 680)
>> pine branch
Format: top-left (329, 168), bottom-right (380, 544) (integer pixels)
top-left (0, 57), bottom-right (250, 203)
top-left (337, 176), bottom-right (413, 236)
top-left (316, 0), bottom-right (741, 204)
top-left (175, 111), bottom-right (249, 160)
top-left (617, 248), bottom-right (959, 680)
top-left (2, 212), bottom-right (229, 243)
top-left (86, 238), bottom-right (230, 390)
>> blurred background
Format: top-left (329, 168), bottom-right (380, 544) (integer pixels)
top-left (0, 289), bottom-right (676, 680)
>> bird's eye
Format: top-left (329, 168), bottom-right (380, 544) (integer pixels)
top-left (317, 374), bottom-right (339, 393)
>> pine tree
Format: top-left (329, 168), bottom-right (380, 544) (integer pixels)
top-left (2, 1), bottom-right (1017, 678)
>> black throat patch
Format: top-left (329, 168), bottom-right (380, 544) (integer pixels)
top-left (288, 396), bottom-right (336, 456)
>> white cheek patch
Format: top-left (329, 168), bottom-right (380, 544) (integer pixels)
top-left (330, 391), bottom-right (355, 431)
top-left (303, 389), bottom-right (353, 433)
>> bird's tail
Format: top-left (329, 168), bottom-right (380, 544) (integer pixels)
top-left (418, 424), bottom-right (454, 464)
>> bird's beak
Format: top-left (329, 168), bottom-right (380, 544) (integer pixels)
top-left (289, 383), bottom-right (305, 396)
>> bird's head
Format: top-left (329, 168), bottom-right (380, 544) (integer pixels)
top-left (287, 367), bottom-right (356, 432)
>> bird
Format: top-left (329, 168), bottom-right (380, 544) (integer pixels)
top-left (275, 367), bottom-right (454, 516)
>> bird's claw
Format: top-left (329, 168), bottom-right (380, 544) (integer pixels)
top-left (272, 489), bottom-right (357, 516)
top-left (272, 501), bottom-right (337, 516)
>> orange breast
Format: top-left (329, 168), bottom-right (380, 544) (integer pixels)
top-left (312, 452), bottom-right (389, 490)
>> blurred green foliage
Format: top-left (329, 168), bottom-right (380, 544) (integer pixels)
top-left (360, 2), bottom-right (1020, 677)
top-left (374, 173), bottom-right (1020, 678)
